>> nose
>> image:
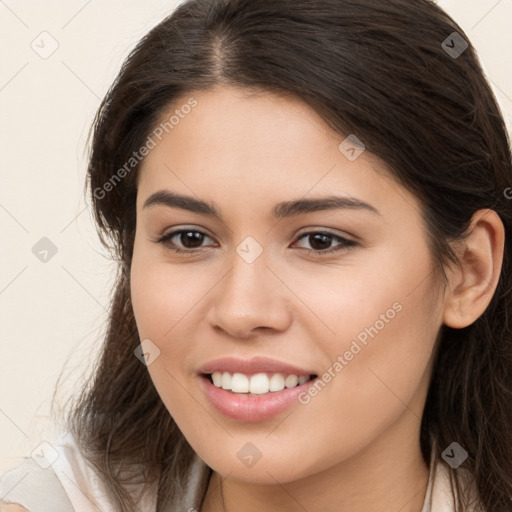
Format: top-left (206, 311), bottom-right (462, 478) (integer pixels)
top-left (206, 248), bottom-right (293, 339)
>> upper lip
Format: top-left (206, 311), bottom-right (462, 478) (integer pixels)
top-left (198, 356), bottom-right (317, 377)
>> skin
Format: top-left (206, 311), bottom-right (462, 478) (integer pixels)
top-left (130, 85), bottom-right (504, 512)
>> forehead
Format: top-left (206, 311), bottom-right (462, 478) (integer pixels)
top-left (136, 85), bottom-right (420, 225)
top-left (150, 85), bottom-right (340, 162)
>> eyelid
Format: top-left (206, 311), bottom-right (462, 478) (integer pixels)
top-left (294, 226), bottom-right (355, 240)
top-left (156, 226), bottom-right (354, 243)
top-left (155, 225), bottom-right (358, 256)
top-left (158, 225), bottom-right (356, 241)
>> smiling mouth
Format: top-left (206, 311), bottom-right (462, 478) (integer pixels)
top-left (203, 371), bottom-right (318, 395)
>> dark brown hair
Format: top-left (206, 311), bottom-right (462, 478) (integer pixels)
top-left (68, 0), bottom-right (512, 510)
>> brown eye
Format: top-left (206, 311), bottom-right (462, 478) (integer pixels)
top-left (157, 229), bottom-right (214, 253)
top-left (155, 228), bottom-right (357, 256)
top-left (293, 231), bottom-right (357, 255)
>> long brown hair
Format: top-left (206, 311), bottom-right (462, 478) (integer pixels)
top-left (68, 0), bottom-right (512, 510)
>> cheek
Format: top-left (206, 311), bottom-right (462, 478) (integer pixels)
top-left (130, 247), bottom-right (207, 342)
top-left (130, 253), bottom-right (207, 426)
top-left (129, 247), bottom-right (217, 392)
top-left (293, 244), bottom-right (435, 353)
top-left (296, 248), bottom-right (440, 442)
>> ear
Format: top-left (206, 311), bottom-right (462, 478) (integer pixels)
top-left (443, 209), bottom-right (505, 329)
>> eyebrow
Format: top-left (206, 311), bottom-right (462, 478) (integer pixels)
top-left (142, 190), bottom-right (380, 218)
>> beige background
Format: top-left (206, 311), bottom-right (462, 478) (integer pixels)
top-left (1, 0), bottom-right (511, 471)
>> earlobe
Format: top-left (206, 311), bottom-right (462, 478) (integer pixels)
top-left (442, 209), bottom-right (505, 329)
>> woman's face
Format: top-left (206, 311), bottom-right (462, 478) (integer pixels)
top-left (130, 85), bottom-right (445, 483)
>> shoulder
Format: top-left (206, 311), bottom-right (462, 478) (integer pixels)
top-left (0, 433), bottom-right (89, 512)
top-left (0, 455), bottom-right (73, 512)
top-left (1, 432), bottom-right (159, 512)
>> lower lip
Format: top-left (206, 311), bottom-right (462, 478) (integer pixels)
top-left (199, 375), bottom-right (317, 422)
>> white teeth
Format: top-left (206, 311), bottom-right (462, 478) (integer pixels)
top-left (212, 372), bottom-right (223, 387)
top-left (249, 373), bottom-right (269, 394)
top-left (210, 371), bottom-right (312, 394)
top-left (221, 371), bottom-right (231, 390)
top-left (269, 373), bottom-right (285, 392)
top-left (285, 375), bottom-right (299, 388)
top-left (231, 373), bottom-right (249, 393)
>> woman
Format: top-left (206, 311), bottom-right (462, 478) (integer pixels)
top-left (1, 0), bottom-right (511, 511)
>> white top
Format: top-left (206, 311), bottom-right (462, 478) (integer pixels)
top-left (0, 432), bottom-right (481, 511)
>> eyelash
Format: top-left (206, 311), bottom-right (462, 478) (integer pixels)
top-left (155, 229), bottom-right (357, 256)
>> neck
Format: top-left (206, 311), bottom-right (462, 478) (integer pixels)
top-left (201, 410), bottom-right (431, 512)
